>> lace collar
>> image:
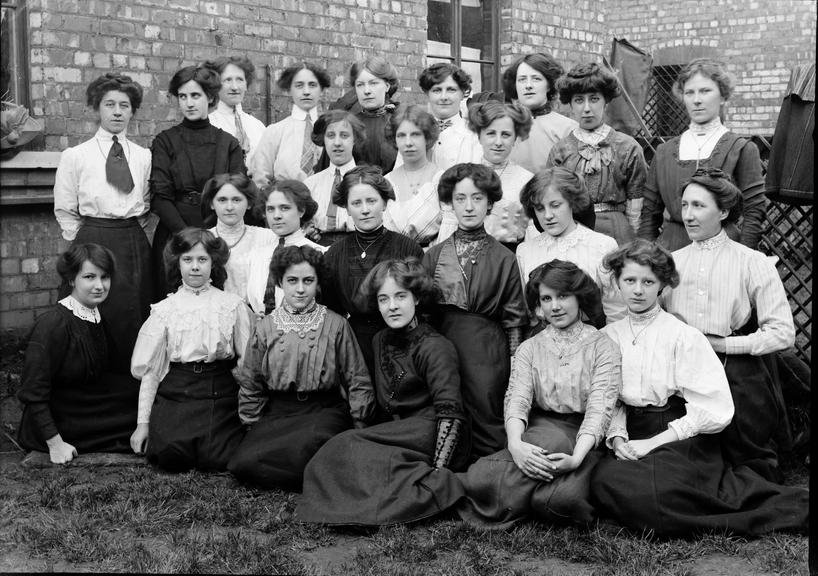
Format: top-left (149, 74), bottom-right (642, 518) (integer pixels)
top-left (454, 225), bottom-right (487, 242)
top-left (627, 302), bottom-right (662, 326)
top-left (545, 320), bottom-right (586, 343)
top-left (693, 229), bottom-right (728, 251)
top-left (573, 123), bottom-right (611, 146)
top-left (536, 222), bottom-right (585, 249)
top-left (180, 280), bottom-right (211, 296)
top-left (215, 220), bottom-right (247, 247)
top-left (272, 300), bottom-right (326, 336)
top-left (529, 102), bottom-right (552, 118)
top-left (688, 117), bottom-right (723, 136)
top-left (59, 295), bottom-right (101, 323)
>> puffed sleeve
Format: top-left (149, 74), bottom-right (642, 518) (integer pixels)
top-left (131, 305), bottom-right (171, 424)
top-left (725, 252), bottom-right (795, 356)
top-left (149, 132), bottom-right (187, 233)
top-left (236, 321), bottom-right (271, 425)
top-left (577, 334), bottom-right (621, 446)
top-left (415, 333), bottom-right (465, 421)
top-left (336, 318), bottom-right (376, 424)
top-left (503, 339), bottom-right (536, 425)
top-left (53, 148), bottom-right (82, 241)
top-left (668, 328), bottom-right (734, 440)
top-left (637, 153), bottom-right (664, 241)
top-left (733, 140), bottom-right (766, 250)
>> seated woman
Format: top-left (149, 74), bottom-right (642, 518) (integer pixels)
top-left (228, 246), bottom-right (375, 490)
top-left (422, 163), bottom-right (528, 460)
top-left (591, 240), bottom-right (807, 536)
top-left (130, 228), bottom-right (253, 472)
top-left (202, 173), bottom-right (277, 305)
top-left (436, 101), bottom-right (535, 249)
top-left (383, 104), bottom-right (442, 247)
top-left (664, 170), bottom-right (795, 482)
top-left (548, 62), bottom-right (647, 246)
top-left (246, 179), bottom-right (325, 317)
top-left (297, 258), bottom-right (466, 524)
top-left (517, 167), bottom-right (625, 324)
top-left (17, 244), bottom-right (139, 463)
top-left (457, 260), bottom-right (619, 528)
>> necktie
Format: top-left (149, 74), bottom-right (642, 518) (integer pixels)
top-left (437, 118), bottom-right (454, 132)
top-left (234, 109), bottom-right (249, 152)
top-left (263, 237), bottom-right (288, 314)
top-left (300, 116), bottom-right (317, 176)
top-left (106, 135), bottom-right (134, 193)
top-left (326, 169), bottom-right (341, 230)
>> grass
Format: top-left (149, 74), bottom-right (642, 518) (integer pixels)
top-left (0, 455), bottom-right (809, 575)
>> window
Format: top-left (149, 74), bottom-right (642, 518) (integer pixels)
top-left (642, 64), bottom-right (687, 140)
top-left (1, 0), bottom-right (28, 106)
top-left (427, 0), bottom-right (499, 94)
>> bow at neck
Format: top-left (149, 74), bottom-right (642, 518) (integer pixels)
top-left (577, 141), bottom-right (613, 174)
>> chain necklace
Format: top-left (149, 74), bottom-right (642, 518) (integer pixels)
top-left (215, 222), bottom-right (248, 249)
top-left (627, 305), bottom-right (662, 345)
top-left (354, 228), bottom-right (384, 259)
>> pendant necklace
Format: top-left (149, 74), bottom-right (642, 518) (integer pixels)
top-left (627, 313), bottom-right (659, 345)
top-left (692, 127), bottom-right (719, 170)
top-left (355, 230), bottom-right (382, 259)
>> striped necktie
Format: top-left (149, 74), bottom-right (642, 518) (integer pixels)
top-left (300, 116), bottom-right (317, 176)
top-left (326, 168), bottom-right (341, 230)
top-left (234, 108), bottom-right (249, 152)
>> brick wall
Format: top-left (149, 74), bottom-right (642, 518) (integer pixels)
top-left (605, 0), bottom-right (817, 135)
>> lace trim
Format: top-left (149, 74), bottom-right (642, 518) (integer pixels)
top-left (573, 123), bottom-right (611, 146)
top-left (688, 117), bottom-right (723, 135)
top-left (536, 223), bottom-right (586, 252)
top-left (433, 417), bottom-right (462, 469)
top-left (693, 229), bottom-right (728, 251)
top-left (627, 303), bottom-right (662, 326)
top-left (545, 321), bottom-right (585, 344)
top-left (59, 295), bottom-right (101, 323)
top-left (180, 281), bottom-right (211, 295)
top-left (215, 221), bottom-right (247, 247)
top-left (271, 301), bottom-right (326, 335)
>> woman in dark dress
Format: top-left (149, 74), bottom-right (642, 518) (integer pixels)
top-left (298, 258), bottom-right (466, 525)
top-left (150, 65), bottom-right (245, 298)
top-left (423, 163), bottom-right (528, 461)
top-left (228, 246), bottom-right (375, 490)
top-left (321, 165), bottom-right (424, 376)
top-left (17, 244), bottom-right (139, 463)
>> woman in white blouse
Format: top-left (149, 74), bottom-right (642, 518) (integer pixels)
top-left (665, 169), bottom-right (795, 483)
top-left (130, 228), bottom-right (253, 472)
top-left (457, 260), bottom-right (620, 528)
top-left (201, 173), bottom-right (277, 306)
top-left (591, 239), bottom-right (807, 536)
top-left (517, 168), bottom-right (626, 324)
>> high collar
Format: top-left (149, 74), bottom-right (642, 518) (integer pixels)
top-left (454, 225), bottom-right (487, 241)
top-left (330, 158), bottom-right (357, 174)
top-left (354, 225), bottom-right (386, 242)
top-left (433, 112), bottom-right (465, 129)
top-left (180, 280), bottom-right (211, 295)
top-left (281, 228), bottom-right (307, 244)
top-left (95, 127), bottom-right (128, 143)
top-left (215, 100), bottom-right (242, 115)
top-left (181, 117), bottom-right (211, 130)
top-left (573, 123), bottom-right (611, 146)
top-left (281, 298), bottom-right (318, 315)
top-left (529, 102), bottom-right (552, 118)
top-left (216, 220), bottom-right (246, 240)
top-left (688, 117), bottom-right (723, 135)
top-left (292, 105), bottom-right (319, 122)
top-left (545, 320), bottom-right (585, 342)
top-left (692, 228), bottom-right (729, 251)
top-left (627, 302), bottom-right (662, 325)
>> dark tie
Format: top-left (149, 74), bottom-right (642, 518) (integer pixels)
top-left (326, 169), bottom-right (341, 230)
top-left (263, 237), bottom-right (288, 314)
top-left (437, 118), bottom-right (454, 132)
top-left (106, 135), bottom-right (134, 193)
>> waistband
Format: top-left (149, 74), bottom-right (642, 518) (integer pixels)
top-left (594, 202), bottom-right (625, 213)
top-left (626, 394), bottom-right (685, 415)
top-left (169, 358), bottom-right (237, 374)
top-left (268, 387), bottom-right (343, 403)
top-left (83, 216), bottom-right (142, 228)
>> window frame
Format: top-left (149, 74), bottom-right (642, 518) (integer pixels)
top-left (1, 0), bottom-right (30, 107)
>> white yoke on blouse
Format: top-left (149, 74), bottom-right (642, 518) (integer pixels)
top-left (429, 114), bottom-right (483, 171)
top-left (250, 105), bottom-right (321, 183)
top-left (246, 229), bottom-right (327, 315)
top-left (504, 323), bottom-right (621, 446)
top-left (515, 225), bottom-right (627, 322)
top-left (601, 307), bottom-right (734, 445)
top-left (304, 159), bottom-right (356, 232)
top-left (384, 163), bottom-right (441, 244)
top-left (131, 283), bottom-right (254, 423)
top-left (53, 128), bottom-right (152, 241)
top-left (209, 101), bottom-right (266, 167)
top-left (209, 222), bottom-right (277, 304)
top-left (665, 230), bottom-right (795, 356)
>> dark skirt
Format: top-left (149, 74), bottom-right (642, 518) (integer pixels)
top-left (457, 410), bottom-right (599, 529)
top-left (438, 308), bottom-right (509, 461)
top-left (594, 210), bottom-right (634, 246)
top-left (147, 360), bottom-right (244, 472)
top-left (228, 388), bottom-right (351, 490)
top-left (296, 406), bottom-right (465, 526)
top-left (69, 217), bottom-right (153, 374)
top-left (348, 315), bottom-right (384, 381)
top-left (590, 399), bottom-right (809, 537)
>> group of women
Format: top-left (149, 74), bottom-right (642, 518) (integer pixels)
top-left (22, 51), bottom-right (807, 537)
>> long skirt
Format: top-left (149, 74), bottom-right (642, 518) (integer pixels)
top-left (69, 217), bottom-right (153, 374)
top-left (719, 352), bottom-right (791, 483)
top-left (590, 399), bottom-right (809, 537)
top-left (457, 410), bottom-right (600, 529)
top-left (228, 389), bottom-right (351, 490)
top-left (147, 360), bottom-right (244, 472)
top-left (438, 308), bottom-right (508, 461)
top-left (296, 407), bottom-right (465, 526)
top-left (594, 210), bottom-right (634, 247)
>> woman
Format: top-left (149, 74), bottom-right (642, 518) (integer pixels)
top-left (321, 165), bottom-right (424, 375)
top-left (205, 56), bottom-right (266, 166)
top-left (423, 163), bottom-right (528, 461)
top-left (202, 173), bottom-right (277, 306)
top-left (251, 62), bottom-right (331, 185)
top-left (504, 53), bottom-right (578, 175)
top-left (303, 109), bottom-right (367, 246)
top-left (53, 72), bottom-right (153, 374)
top-left (591, 239), bottom-right (807, 536)
top-left (664, 170), bottom-right (794, 482)
top-left (130, 228), bottom-right (253, 472)
top-left (17, 244), bottom-right (139, 464)
top-left (383, 104), bottom-right (441, 246)
top-left (638, 58), bottom-right (766, 251)
top-left (150, 65), bottom-right (245, 298)
top-left (517, 168), bottom-right (626, 324)
top-left (548, 62), bottom-right (647, 246)
top-left (436, 100), bottom-right (535, 249)
top-left (228, 246), bottom-right (375, 490)
top-left (246, 179), bottom-right (326, 316)
top-left (298, 258), bottom-right (466, 524)
top-left (458, 260), bottom-right (620, 528)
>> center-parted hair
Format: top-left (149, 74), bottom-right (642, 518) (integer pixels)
top-left (57, 243), bottom-right (117, 285)
top-left (520, 167), bottom-right (592, 222)
top-left (502, 53), bottom-right (564, 103)
top-left (417, 62), bottom-right (473, 95)
top-left (556, 62), bottom-right (621, 104)
top-left (683, 168), bottom-right (743, 224)
top-left (86, 72), bottom-right (144, 111)
top-left (203, 55), bottom-right (257, 87)
top-left (525, 259), bottom-right (605, 329)
top-left (200, 173), bottom-right (260, 227)
top-left (467, 100), bottom-right (532, 140)
top-left (163, 227), bottom-right (230, 291)
top-left (385, 104), bottom-right (439, 151)
top-left (260, 179), bottom-right (319, 226)
top-left (333, 164), bottom-right (396, 207)
top-left (349, 56), bottom-right (399, 99)
top-left (603, 238), bottom-right (680, 288)
top-left (673, 57), bottom-right (735, 101)
top-left (310, 109), bottom-right (367, 155)
top-left (437, 163), bottom-right (503, 206)
top-left (168, 65), bottom-right (223, 109)
top-left (269, 245), bottom-right (326, 288)
top-left (276, 62), bottom-right (332, 92)
top-left (359, 257), bottom-right (440, 315)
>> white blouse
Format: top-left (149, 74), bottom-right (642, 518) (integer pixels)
top-left (601, 307), bottom-right (734, 444)
top-left (429, 114), bottom-right (482, 171)
top-left (303, 160), bottom-right (356, 232)
top-left (208, 101), bottom-right (266, 167)
top-left (250, 105), bottom-right (322, 183)
top-left (384, 163), bottom-right (442, 245)
top-left (515, 224), bottom-right (627, 322)
top-left (131, 283), bottom-right (254, 423)
top-left (209, 223), bottom-right (278, 305)
top-left (665, 230), bottom-right (795, 356)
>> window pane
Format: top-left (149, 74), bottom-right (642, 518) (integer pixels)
top-left (1, 6), bottom-right (16, 101)
top-left (461, 1), bottom-right (495, 92)
top-left (427, 0), bottom-right (452, 56)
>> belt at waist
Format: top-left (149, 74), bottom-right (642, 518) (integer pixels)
top-left (169, 359), bottom-right (237, 374)
top-left (594, 202), bottom-right (625, 213)
top-left (268, 387), bottom-right (342, 403)
top-left (626, 394), bottom-right (685, 415)
top-left (82, 216), bottom-right (142, 228)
